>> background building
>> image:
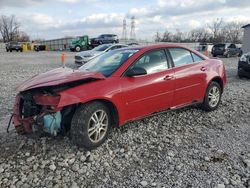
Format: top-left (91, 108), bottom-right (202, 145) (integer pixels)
top-left (242, 24), bottom-right (250, 53)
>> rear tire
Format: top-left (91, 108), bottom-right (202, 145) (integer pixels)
top-left (212, 54), bottom-right (217, 57)
top-left (238, 51), bottom-right (243, 57)
top-left (238, 71), bottom-right (244, 79)
top-left (202, 81), bottom-right (222, 112)
top-left (70, 102), bottom-right (111, 150)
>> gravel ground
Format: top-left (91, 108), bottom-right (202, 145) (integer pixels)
top-left (0, 50), bottom-right (250, 188)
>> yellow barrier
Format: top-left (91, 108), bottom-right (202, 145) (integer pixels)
top-left (22, 44), bottom-right (28, 52)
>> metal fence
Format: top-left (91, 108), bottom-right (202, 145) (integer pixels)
top-left (39, 37), bottom-right (74, 51)
top-left (0, 43), bottom-right (5, 52)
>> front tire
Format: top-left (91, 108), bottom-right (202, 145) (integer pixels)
top-left (70, 102), bottom-right (111, 150)
top-left (75, 46), bottom-right (81, 52)
top-left (202, 82), bottom-right (222, 112)
top-left (238, 70), bottom-right (244, 79)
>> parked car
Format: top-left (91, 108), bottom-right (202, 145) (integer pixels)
top-left (211, 43), bottom-right (242, 58)
top-left (6, 42), bottom-right (23, 52)
top-left (74, 44), bottom-right (128, 65)
top-left (12, 44), bottom-right (226, 149)
top-left (34, 44), bottom-right (46, 52)
top-left (238, 52), bottom-right (250, 78)
top-left (90, 34), bottom-right (119, 47)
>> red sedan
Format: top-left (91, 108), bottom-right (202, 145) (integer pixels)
top-left (12, 44), bottom-right (227, 149)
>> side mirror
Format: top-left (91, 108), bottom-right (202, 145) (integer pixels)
top-left (126, 67), bottom-right (147, 77)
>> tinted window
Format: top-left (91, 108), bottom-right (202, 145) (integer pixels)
top-left (94, 44), bottom-right (111, 51)
top-left (169, 48), bottom-right (193, 67)
top-left (214, 44), bottom-right (225, 48)
top-left (130, 50), bottom-right (168, 74)
top-left (110, 46), bottom-right (122, 50)
top-left (191, 53), bottom-right (203, 62)
top-left (228, 44), bottom-right (236, 48)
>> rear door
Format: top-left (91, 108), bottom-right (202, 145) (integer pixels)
top-left (120, 49), bottom-right (175, 121)
top-left (168, 48), bottom-right (208, 108)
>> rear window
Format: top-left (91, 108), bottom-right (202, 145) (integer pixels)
top-left (214, 44), bottom-right (225, 48)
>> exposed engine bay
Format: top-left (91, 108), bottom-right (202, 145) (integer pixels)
top-left (11, 75), bottom-right (103, 136)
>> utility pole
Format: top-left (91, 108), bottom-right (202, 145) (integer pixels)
top-left (130, 16), bottom-right (136, 41)
top-left (122, 18), bottom-right (127, 42)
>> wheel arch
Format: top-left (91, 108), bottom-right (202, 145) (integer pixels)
top-left (80, 98), bottom-right (119, 128)
top-left (208, 76), bottom-right (224, 93)
top-left (61, 98), bottom-right (120, 132)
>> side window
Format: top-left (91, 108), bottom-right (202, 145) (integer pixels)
top-left (130, 50), bottom-right (168, 74)
top-left (191, 52), bottom-right (203, 62)
top-left (110, 46), bottom-right (119, 51)
top-left (169, 48), bottom-right (194, 67)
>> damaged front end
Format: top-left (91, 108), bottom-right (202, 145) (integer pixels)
top-left (10, 68), bottom-right (106, 136)
top-left (12, 89), bottom-right (63, 136)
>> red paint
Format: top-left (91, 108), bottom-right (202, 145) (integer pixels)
top-left (13, 95), bottom-right (33, 133)
top-left (13, 44), bottom-right (226, 133)
top-left (33, 93), bottom-right (60, 106)
top-left (16, 67), bottom-right (105, 92)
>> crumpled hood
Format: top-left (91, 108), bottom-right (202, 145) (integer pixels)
top-left (17, 67), bottom-right (105, 92)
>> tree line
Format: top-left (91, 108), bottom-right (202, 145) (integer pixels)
top-left (155, 18), bottom-right (246, 44)
top-left (0, 15), bottom-right (30, 43)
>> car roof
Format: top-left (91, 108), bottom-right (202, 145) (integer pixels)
top-left (113, 43), bottom-right (208, 60)
top-left (117, 43), bottom-right (192, 51)
top-left (109, 44), bottom-right (128, 47)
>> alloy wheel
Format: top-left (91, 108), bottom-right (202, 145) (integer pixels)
top-left (87, 110), bottom-right (108, 143)
top-left (208, 86), bottom-right (220, 108)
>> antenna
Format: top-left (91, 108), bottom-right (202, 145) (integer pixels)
top-left (122, 18), bottom-right (127, 42)
top-left (130, 16), bottom-right (136, 41)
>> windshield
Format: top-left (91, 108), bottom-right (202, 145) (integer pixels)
top-left (79, 49), bottom-right (138, 77)
top-left (94, 44), bottom-right (111, 52)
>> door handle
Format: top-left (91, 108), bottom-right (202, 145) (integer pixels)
top-left (200, 67), bottom-right (207, 71)
top-left (164, 75), bottom-right (174, 80)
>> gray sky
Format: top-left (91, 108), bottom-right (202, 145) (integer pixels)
top-left (0, 0), bottom-right (249, 40)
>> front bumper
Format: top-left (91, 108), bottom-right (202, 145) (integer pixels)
top-left (12, 95), bottom-right (33, 134)
top-left (75, 59), bottom-right (84, 65)
top-left (12, 93), bottom-right (62, 135)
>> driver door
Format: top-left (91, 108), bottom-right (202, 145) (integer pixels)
top-left (119, 49), bottom-right (175, 121)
